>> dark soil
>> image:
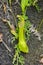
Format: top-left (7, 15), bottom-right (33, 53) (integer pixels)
top-left (0, 0), bottom-right (43, 65)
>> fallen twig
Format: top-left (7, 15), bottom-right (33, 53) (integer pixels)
top-left (0, 33), bottom-right (11, 52)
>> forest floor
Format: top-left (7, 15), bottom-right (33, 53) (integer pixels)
top-left (0, 0), bottom-right (43, 65)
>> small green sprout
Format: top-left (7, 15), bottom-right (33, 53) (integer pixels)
top-left (7, 0), bottom-right (41, 65)
top-left (12, 45), bottom-right (25, 65)
top-left (21, 0), bottom-right (41, 13)
top-left (17, 15), bottom-right (29, 53)
top-left (0, 0), bottom-right (41, 65)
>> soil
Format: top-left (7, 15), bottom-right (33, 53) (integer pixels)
top-left (0, 0), bottom-right (43, 65)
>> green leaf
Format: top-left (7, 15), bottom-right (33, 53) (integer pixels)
top-left (21, 0), bottom-right (29, 12)
top-left (19, 55), bottom-right (25, 64)
top-left (18, 40), bottom-right (29, 53)
top-left (17, 15), bottom-right (29, 53)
